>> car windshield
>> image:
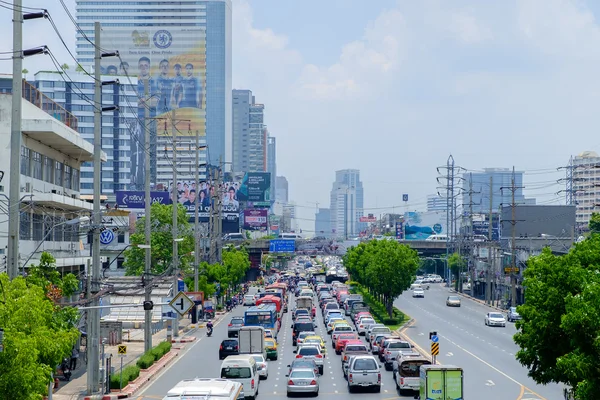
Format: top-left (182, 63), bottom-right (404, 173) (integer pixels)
top-left (336, 326), bottom-right (352, 332)
top-left (292, 360), bottom-right (316, 368)
top-left (265, 340), bottom-right (275, 347)
top-left (400, 361), bottom-right (429, 377)
top-left (290, 370), bottom-right (315, 378)
top-left (361, 319), bottom-right (375, 325)
top-left (346, 345), bottom-right (367, 352)
top-left (490, 313), bottom-right (504, 318)
top-left (299, 332), bottom-right (315, 339)
top-left (299, 347), bottom-right (320, 355)
top-left (221, 367), bottom-right (251, 379)
top-left (222, 340), bottom-right (237, 346)
top-left (295, 323), bottom-right (314, 332)
top-left (231, 318), bottom-right (243, 324)
top-left (510, 307), bottom-right (519, 314)
top-left (388, 342), bottom-right (411, 349)
top-left (354, 358), bottom-right (377, 370)
top-left (448, 296), bottom-right (460, 301)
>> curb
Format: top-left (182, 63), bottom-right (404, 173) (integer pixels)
top-left (83, 349), bottom-right (180, 400)
top-left (171, 336), bottom-right (196, 344)
top-left (448, 289), bottom-right (504, 311)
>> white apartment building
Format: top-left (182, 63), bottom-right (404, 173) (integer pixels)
top-left (329, 169), bottom-right (364, 239)
top-left (571, 151), bottom-right (600, 229)
top-left (0, 90), bottom-right (106, 273)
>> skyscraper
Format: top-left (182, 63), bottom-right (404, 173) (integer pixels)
top-left (275, 176), bottom-right (288, 204)
top-left (232, 89), bottom-right (267, 173)
top-left (75, 0), bottom-right (232, 187)
top-left (329, 169), bottom-right (364, 239)
top-left (570, 151), bottom-right (600, 229)
top-left (267, 136), bottom-right (276, 201)
top-left (427, 194), bottom-right (447, 212)
top-left (315, 208), bottom-right (332, 238)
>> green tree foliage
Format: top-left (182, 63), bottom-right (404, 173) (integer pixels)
top-left (588, 212), bottom-right (600, 234)
top-left (124, 203), bottom-right (194, 276)
top-left (222, 246), bottom-right (251, 286)
top-left (343, 240), bottom-right (420, 317)
top-left (27, 252), bottom-right (80, 298)
top-left (513, 237), bottom-right (600, 399)
top-left (0, 275), bottom-right (79, 399)
top-left (446, 252), bottom-right (465, 291)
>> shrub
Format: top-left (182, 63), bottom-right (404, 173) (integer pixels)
top-left (135, 340), bottom-right (172, 369)
top-left (136, 354), bottom-right (155, 369)
top-left (110, 365), bottom-right (140, 389)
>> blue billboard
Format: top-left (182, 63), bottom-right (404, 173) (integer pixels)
top-left (269, 239), bottom-right (295, 253)
top-left (115, 191), bottom-right (170, 209)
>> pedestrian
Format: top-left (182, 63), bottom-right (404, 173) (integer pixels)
top-left (70, 347), bottom-right (79, 370)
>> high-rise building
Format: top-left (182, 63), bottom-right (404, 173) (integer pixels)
top-left (427, 194), bottom-right (447, 212)
top-left (275, 176), bottom-right (288, 204)
top-left (570, 151), bottom-right (600, 229)
top-left (76, 0), bottom-right (232, 187)
top-left (7, 72), bottom-right (141, 196)
top-left (329, 169), bottom-right (364, 239)
top-left (315, 208), bottom-right (332, 238)
top-left (232, 89), bottom-right (266, 173)
top-left (267, 136), bottom-right (276, 201)
top-left (461, 168), bottom-right (535, 214)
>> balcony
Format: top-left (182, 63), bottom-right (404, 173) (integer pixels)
top-left (21, 80), bottom-right (78, 131)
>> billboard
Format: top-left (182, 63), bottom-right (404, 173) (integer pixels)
top-left (360, 216), bottom-right (377, 223)
top-left (101, 27), bottom-right (207, 189)
top-left (403, 211), bottom-right (446, 240)
top-left (115, 191), bottom-right (170, 209)
top-left (472, 213), bottom-right (500, 241)
top-left (243, 209), bottom-right (268, 230)
top-left (269, 239), bottom-right (295, 253)
top-left (236, 172), bottom-right (271, 202)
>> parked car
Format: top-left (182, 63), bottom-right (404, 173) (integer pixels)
top-left (485, 312), bottom-right (507, 327)
top-left (347, 355), bottom-right (382, 393)
top-left (507, 307), bottom-right (522, 322)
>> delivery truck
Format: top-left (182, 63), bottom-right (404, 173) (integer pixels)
top-left (417, 365), bottom-right (463, 400)
top-left (238, 326), bottom-right (265, 358)
top-left (295, 296), bottom-right (313, 311)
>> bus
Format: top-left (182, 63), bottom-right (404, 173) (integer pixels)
top-left (256, 295), bottom-right (282, 320)
top-left (244, 304), bottom-right (279, 338)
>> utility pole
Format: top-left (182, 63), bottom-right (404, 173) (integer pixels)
top-left (462, 174), bottom-right (480, 295)
top-left (486, 176), bottom-right (493, 305)
top-left (7, 2), bottom-right (44, 279)
top-left (194, 134), bottom-right (200, 292)
top-left (143, 78), bottom-right (152, 353)
top-left (500, 167), bottom-right (524, 308)
top-left (171, 108), bottom-right (180, 338)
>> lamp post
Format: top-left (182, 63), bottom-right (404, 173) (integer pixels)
top-left (172, 237), bottom-right (184, 337)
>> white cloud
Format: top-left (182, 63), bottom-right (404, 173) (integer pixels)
top-left (448, 11), bottom-right (493, 44)
top-left (295, 9), bottom-right (408, 100)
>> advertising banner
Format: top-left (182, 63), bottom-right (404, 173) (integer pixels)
top-left (115, 191), bottom-right (170, 209)
top-left (243, 209), bottom-right (268, 230)
top-left (404, 211), bottom-right (446, 240)
top-left (472, 213), bottom-right (499, 241)
top-left (395, 221), bottom-right (405, 240)
top-left (236, 172), bottom-right (271, 202)
top-left (360, 216), bottom-right (377, 223)
top-left (101, 26), bottom-right (207, 189)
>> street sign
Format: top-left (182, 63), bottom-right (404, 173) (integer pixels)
top-left (269, 239), bottom-right (295, 253)
top-left (403, 194), bottom-right (409, 202)
top-left (169, 291), bottom-right (194, 317)
top-left (118, 345), bottom-right (127, 356)
top-left (504, 267), bottom-right (520, 274)
top-left (431, 342), bottom-right (439, 356)
top-left (431, 335), bottom-right (439, 343)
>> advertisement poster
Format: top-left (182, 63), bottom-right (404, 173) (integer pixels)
top-left (115, 191), bottom-right (170, 208)
top-left (243, 209), bottom-right (268, 230)
top-left (101, 27), bottom-right (207, 189)
top-left (404, 211), bottom-right (446, 240)
top-left (237, 172), bottom-right (271, 202)
top-left (445, 369), bottom-right (464, 400)
top-left (424, 369), bottom-right (444, 399)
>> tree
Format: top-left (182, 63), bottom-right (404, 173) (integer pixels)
top-left (344, 239), bottom-right (419, 317)
top-left (513, 237), bottom-right (600, 399)
top-left (124, 203), bottom-right (194, 276)
top-left (589, 212), bottom-right (600, 234)
top-left (75, 64), bottom-right (85, 73)
top-left (222, 246), bottom-right (251, 287)
top-left (27, 252), bottom-right (80, 299)
top-left (60, 63), bottom-right (69, 71)
top-left (447, 252), bottom-right (465, 291)
top-left (0, 274), bottom-right (79, 399)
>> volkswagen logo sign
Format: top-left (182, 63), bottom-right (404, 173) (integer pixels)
top-left (99, 230), bottom-right (115, 245)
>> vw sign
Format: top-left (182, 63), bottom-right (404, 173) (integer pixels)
top-left (99, 230), bottom-right (115, 245)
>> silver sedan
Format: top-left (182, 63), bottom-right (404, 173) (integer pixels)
top-left (286, 368), bottom-right (319, 397)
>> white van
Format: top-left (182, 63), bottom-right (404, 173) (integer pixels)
top-left (425, 234), bottom-right (448, 241)
top-left (162, 378), bottom-right (244, 400)
top-left (220, 355), bottom-right (259, 399)
top-left (279, 233), bottom-right (302, 239)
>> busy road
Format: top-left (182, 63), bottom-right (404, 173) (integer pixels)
top-left (136, 285), bottom-right (413, 399)
top-left (396, 283), bottom-right (565, 400)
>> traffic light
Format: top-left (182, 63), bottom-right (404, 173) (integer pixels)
top-left (143, 300), bottom-right (154, 310)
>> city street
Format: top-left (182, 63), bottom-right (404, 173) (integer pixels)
top-left (396, 284), bottom-right (565, 400)
top-left (136, 293), bottom-right (408, 399)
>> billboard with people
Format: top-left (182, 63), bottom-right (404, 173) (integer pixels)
top-left (101, 27), bottom-right (207, 190)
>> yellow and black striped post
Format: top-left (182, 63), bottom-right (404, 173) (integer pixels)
top-left (431, 342), bottom-right (439, 364)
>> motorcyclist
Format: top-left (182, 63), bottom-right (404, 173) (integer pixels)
top-left (206, 320), bottom-right (213, 336)
top-left (226, 298), bottom-right (232, 311)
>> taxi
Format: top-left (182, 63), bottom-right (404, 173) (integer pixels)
top-left (264, 329), bottom-right (275, 341)
top-left (303, 335), bottom-right (327, 355)
top-left (327, 319), bottom-right (350, 334)
top-left (264, 338), bottom-right (278, 361)
top-left (335, 332), bottom-right (359, 355)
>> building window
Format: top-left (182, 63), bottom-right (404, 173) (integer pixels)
top-left (118, 232), bottom-right (125, 243)
top-left (53, 217), bottom-right (64, 242)
top-left (55, 162), bottom-right (63, 186)
top-left (32, 214), bottom-right (43, 241)
top-left (43, 156), bottom-right (54, 184)
top-left (31, 151), bottom-right (42, 180)
top-left (19, 212), bottom-right (31, 240)
top-left (64, 165), bottom-right (72, 189)
top-left (73, 168), bottom-right (80, 190)
top-left (20, 147), bottom-right (30, 176)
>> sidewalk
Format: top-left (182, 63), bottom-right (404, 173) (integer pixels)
top-left (51, 315), bottom-right (218, 400)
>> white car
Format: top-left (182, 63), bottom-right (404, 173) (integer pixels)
top-left (485, 312), bottom-right (506, 327)
top-left (356, 318), bottom-right (376, 336)
top-left (412, 288), bottom-right (425, 298)
top-left (251, 354), bottom-right (269, 379)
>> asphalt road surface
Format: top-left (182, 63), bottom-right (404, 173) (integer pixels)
top-left (396, 283), bottom-right (565, 400)
top-left (136, 289), bottom-right (414, 399)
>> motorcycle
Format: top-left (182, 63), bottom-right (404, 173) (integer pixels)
top-left (58, 358), bottom-right (72, 381)
top-left (226, 304), bottom-right (232, 312)
top-left (207, 327), bottom-right (213, 337)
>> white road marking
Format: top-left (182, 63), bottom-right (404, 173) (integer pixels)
top-left (486, 380), bottom-right (495, 386)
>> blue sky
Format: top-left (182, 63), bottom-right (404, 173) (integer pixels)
top-left (2, 0), bottom-right (600, 232)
